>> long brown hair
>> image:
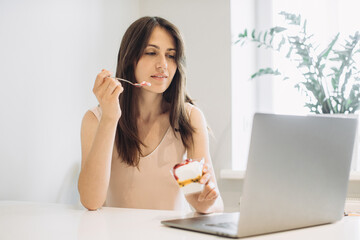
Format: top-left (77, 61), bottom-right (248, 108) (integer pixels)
top-left (115, 16), bottom-right (194, 167)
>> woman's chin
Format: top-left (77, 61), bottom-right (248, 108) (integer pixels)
top-left (142, 84), bottom-right (170, 94)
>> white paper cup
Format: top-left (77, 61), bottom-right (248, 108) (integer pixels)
top-left (180, 182), bottom-right (204, 195)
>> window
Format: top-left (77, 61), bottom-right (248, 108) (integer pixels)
top-left (231, 0), bottom-right (360, 171)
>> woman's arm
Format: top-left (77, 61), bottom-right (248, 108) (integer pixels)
top-left (78, 112), bottom-right (118, 210)
top-left (185, 106), bottom-right (224, 214)
top-left (78, 70), bottom-right (123, 210)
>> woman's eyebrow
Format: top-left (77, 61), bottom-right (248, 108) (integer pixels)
top-left (147, 44), bottom-right (176, 51)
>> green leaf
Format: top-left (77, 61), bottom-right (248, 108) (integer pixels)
top-left (302, 19), bottom-right (307, 34)
top-left (341, 69), bottom-right (353, 94)
top-left (286, 46), bottom-right (293, 58)
top-left (331, 77), bottom-right (338, 90)
top-left (269, 35), bottom-right (274, 45)
top-left (279, 11), bottom-right (301, 25)
top-left (277, 37), bottom-right (286, 51)
top-left (269, 26), bottom-right (287, 35)
top-left (318, 33), bottom-right (339, 60)
top-left (250, 68), bottom-right (281, 79)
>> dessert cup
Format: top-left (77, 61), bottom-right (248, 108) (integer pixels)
top-left (172, 158), bottom-right (205, 195)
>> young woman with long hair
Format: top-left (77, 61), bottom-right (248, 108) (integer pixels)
top-left (78, 16), bottom-right (224, 213)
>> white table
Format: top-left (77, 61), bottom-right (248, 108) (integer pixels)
top-left (0, 201), bottom-right (359, 240)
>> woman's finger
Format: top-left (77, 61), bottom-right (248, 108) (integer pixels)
top-left (206, 181), bottom-right (216, 190)
top-left (112, 82), bottom-right (124, 97)
top-left (205, 188), bottom-right (219, 201)
top-left (198, 181), bottom-right (216, 201)
top-left (199, 173), bottom-right (211, 184)
top-left (94, 69), bottom-right (112, 90)
top-left (95, 76), bottom-right (112, 99)
top-left (197, 189), bottom-right (208, 202)
top-left (105, 78), bottom-right (120, 96)
top-left (202, 163), bottom-right (209, 174)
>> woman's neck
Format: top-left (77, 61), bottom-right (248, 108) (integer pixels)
top-left (136, 91), bottom-right (167, 123)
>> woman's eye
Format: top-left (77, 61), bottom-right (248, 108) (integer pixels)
top-left (145, 52), bottom-right (156, 56)
top-left (167, 54), bottom-right (176, 59)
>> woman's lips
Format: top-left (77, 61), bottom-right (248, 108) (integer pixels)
top-left (151, 74), bottom-right (168, 81)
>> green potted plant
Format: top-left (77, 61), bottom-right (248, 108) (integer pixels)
top-left (235, 11), bottom-right (360, 114)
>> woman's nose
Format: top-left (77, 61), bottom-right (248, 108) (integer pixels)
top-left (156, 54), bottom-right (168, 70)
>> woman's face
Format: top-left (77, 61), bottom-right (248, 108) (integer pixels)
top-left (134, 26), bottom-right (177, 93)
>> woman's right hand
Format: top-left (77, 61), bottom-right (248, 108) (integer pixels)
top-left (93, 69), bottom-right (123, 122)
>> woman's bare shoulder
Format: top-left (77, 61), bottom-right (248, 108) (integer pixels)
top-left (185, 102), bottom-right (196, 117)
top-left (186, 104), bottom-right (206, 130)
top-left (81, 108), bottom-right (100, 133)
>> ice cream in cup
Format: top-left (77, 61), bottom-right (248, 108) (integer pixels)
top-left (172, 158), bottom-right (205, 195)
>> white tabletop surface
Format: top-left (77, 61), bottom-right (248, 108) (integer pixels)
top-left (0, 201), bottom-right (359, 240)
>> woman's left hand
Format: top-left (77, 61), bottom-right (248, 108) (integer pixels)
top-left (197, 163), bottom-right (219, 202)
top-left (185, 163), bottom-right (220, 213)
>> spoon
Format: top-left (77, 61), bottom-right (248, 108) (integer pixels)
top-left (114, 77), bottom-right (151, 87)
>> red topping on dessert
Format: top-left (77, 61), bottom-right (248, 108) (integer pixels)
top-left (173, 159), bottom-right (192, 180)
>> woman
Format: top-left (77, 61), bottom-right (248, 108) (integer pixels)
top-left (78, 16), bottom-right (224, 213)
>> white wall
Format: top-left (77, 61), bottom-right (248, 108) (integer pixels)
top-left (0, 0), bottom-right (139, 204)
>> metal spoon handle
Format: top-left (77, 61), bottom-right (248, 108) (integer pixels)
top-left (114, 77), bottom-right (139, 86)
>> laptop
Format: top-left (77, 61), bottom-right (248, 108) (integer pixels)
top-left (161, 113), bottom-right (358, 238)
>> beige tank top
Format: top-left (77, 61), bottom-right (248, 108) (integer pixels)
top-left (89, 104), bottom-right (193, 211)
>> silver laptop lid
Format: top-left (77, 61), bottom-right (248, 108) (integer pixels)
top-left (238, 113), bottom-right (358, 237)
